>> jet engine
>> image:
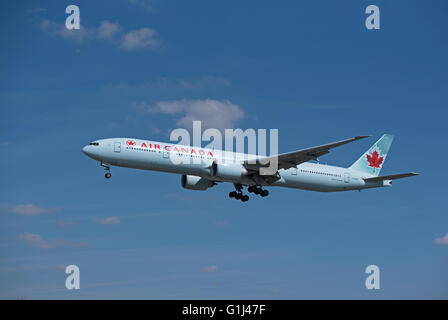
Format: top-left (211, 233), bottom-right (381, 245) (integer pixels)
top-left (181, 175), bottom-right (215, 191)
top-left (211, 162), bottom-right (248, 181)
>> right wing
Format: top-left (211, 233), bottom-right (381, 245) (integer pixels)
top-left (244, 135), bottom-right (370, 171)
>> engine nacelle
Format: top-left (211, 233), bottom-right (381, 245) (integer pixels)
top-left (181, 175), bottom-right (215, 191)
top-left (211, 162), bottom-right (248, 180)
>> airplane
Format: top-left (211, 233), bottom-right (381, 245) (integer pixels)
top-left (82, 134), bottom-right (418, 202)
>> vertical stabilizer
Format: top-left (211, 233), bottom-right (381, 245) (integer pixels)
top-left (349, 134), bottom-right (394, 176)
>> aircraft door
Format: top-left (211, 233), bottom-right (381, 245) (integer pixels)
top-left (114, 142), bottom-right (121, 153)
top-left (344, 172), bottom-right (350, 183)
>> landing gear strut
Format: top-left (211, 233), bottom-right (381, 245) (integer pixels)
top-left (101, 162), bottom-right (112, 179)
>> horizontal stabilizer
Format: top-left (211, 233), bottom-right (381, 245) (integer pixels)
top-left (363, 172), bottom-right (419, 182)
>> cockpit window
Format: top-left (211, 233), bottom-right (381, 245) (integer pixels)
top-left (89, 142), bottom-right (99, 146)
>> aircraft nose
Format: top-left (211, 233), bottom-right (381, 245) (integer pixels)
top-left (82, 145), bottom-right (91, 156)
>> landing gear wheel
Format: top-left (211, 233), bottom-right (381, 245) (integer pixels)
top-left (254, 187), bottom-right (262, 195)
top-left (235, 193), bottom-right (243, 200)
top-left (261, 189), bottom-right (269, 197)
top-left (229, 191), bottom-right (237, 198)
top-left (105, 172), bottom-right (112, 179)
top-left (248, 186), bottom-right (255, 193)
top-left (241, 195), bottom-right (249, 202)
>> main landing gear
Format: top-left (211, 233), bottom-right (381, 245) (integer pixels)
top-left (229, 190), bottom-right (249, 202)
top-left (228, 185), bottom-right (270, 202)
top-left (247, 185), bottom-right (269, 197)
top-left (101, 162), bottom-right (112, 179)
top-left (229, 184), bottom-right (249, 202)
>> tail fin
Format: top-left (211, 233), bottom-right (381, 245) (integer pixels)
top-left (349, 134), bottom-right (394, 176)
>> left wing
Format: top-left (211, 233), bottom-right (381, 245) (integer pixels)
top-left (244, 135), bottom-right (370, 171)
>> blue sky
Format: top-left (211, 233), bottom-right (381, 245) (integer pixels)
top-left (0, 0), bottom-right (447, 299)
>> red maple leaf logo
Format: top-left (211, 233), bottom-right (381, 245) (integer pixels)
top-left (126, 140), bottom-right (136, 146)
top-left (366, 150), bottom-right (383, 173)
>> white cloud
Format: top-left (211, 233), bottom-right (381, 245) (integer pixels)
top-left (18, 233), bottom-right (64, 249)
top-left (18, 233), bottom-right (88, 249)
top-left (121, 28), bottom-right (159, 51)
top-left (201, 265), bottom-right (218, 273)
top-left (179, 76), bottom-right (230, 90)
top-left (96, 21), bottom-right (121, 40)
top-left (139, 99), bottom-right (245, 131)
top-left (108, 76), bottom-right (229, 92)
top-left (39, 17), bottom-right (159, 51)
top-left (54, 264), bottom-right (67, 271)
top-left (26, 8), bottom-right (47, 15)
top-left (12, 204), bottom-right (61, 216)
top-left (146, 100), bottom-right (186, 114)
top-left (40, 19), bottom-right (87, 43)
top-left (128, 0), bottom-right (154, 11)
top-left (434, 233), bottom-right (448, 245)
top-left (94, 216), bottom-right (121, 225)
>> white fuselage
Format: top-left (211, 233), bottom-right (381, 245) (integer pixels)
top-left (82, 138), bottom-right (388, 192)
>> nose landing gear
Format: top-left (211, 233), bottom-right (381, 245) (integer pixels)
top-left (101, 162), bottom-right (112, 179)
